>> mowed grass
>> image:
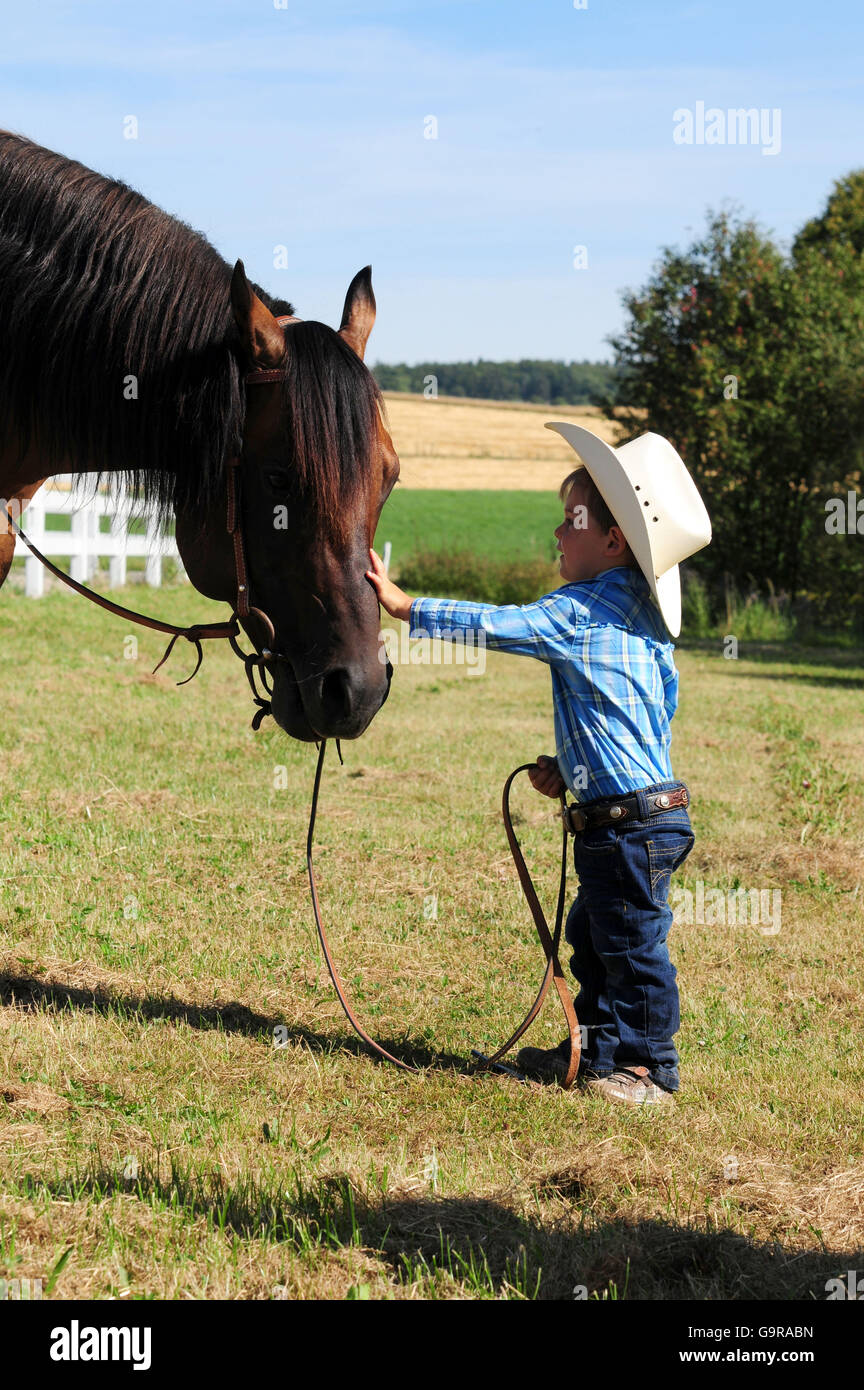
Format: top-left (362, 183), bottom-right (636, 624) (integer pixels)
top-left (373, 489), bottom-right (560, 566)
top-left (1, 581), bottom-right (863, 1300)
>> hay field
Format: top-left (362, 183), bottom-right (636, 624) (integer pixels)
top-left (380, 394), bottom-right (627, 490)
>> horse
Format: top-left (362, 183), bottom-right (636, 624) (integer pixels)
top-left (0, 133), bottom-right (582, 1081)
top-left (0, 129), bottom-right (397, 741)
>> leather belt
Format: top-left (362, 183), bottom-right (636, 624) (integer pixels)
top-left (561, 784), bottom-right (689, 835)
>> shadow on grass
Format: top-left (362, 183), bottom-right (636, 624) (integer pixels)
top-left (0, 970), bottom-right (466, 1072)
top-left (16, 1158), bottom-right (861, 1300)
top-left (367, 1191), bottom-right (860, 1300)
top-left (728, 670), bottom-right (864, 689)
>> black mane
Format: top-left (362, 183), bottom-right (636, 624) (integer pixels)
top-left (280, 320), bottom-right (384, 538)
top-left (0, 130), bottom-right (305, 523)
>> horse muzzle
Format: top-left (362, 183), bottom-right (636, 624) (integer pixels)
top-left (269, 652), bottom-right (392, 741)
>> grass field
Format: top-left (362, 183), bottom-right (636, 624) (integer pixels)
top-left (373, 489), bottom-right (560, 566)
top-left (1, 577), bottom-right (863, 1300)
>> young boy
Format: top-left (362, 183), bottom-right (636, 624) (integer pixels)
top-left (365, 423), bottom-right (711, 1105)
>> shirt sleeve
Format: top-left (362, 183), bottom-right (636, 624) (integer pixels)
top-left (408, 593), bottom-right (579, 666)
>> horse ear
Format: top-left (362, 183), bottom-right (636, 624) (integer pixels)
top-left (338, 266), bottom-right (376, 361)
top-left (230, 260), bottom-right (286, 368)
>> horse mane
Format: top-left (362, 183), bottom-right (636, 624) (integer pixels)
top-left (280, 321), bottom-right (383, 539)
top-left (0, 130), bottom-right (381, 531)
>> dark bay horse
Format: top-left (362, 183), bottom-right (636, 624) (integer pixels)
top-left (0, 130), bottom-right (398, 741)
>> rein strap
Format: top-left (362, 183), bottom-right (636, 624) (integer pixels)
top-left (306, 745), bottom-right (581, 1086)
top-left (2, 504), bottom-right (238, 684)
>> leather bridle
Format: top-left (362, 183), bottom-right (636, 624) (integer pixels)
top-left (227, 314), bottom-right (297, 729)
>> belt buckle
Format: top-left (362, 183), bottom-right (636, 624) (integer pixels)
top-left (561, 803), bottom-right (586, 835)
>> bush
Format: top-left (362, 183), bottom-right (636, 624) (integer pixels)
top-left (394, 547), bottom-right (561, 606)
top-left (721, 577), bottom-right (795, 642)
top-left (681, 571), bottom-right (714, 638)
top-left (723, 595), bottom-right (795, 642)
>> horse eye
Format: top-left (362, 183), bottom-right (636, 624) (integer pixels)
top-left (266, 470), bottom-right (292, 491)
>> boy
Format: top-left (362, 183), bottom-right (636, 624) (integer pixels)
top-left (365, 423), bottom-right (711, 1105)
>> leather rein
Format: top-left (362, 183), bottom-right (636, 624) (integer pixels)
top-left (3, 316), bottom-right (580, 1087)
top-left (305, 741), bottom-right (580, 1085)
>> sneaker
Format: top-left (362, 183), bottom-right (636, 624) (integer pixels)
top-left (515, 1041), bottom-right (582, 1083)
top-left (586, 1065), bottom-right (674, 1106)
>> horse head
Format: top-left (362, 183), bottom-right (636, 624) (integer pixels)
top-left (176, 263), bottom-right (398, 742)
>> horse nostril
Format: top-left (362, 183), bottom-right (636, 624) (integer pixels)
top-left (308, 662), bottom-right (392, 733)
top-left (320, 667), bottom-right (352, 721)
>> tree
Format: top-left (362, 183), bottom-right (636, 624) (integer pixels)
top-left (794, 171), bottom-right (864, 259)
top-left (603, 202), bottom-right (864, 621)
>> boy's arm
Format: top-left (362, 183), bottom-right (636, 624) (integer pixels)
top-left (365, 548), bottom-right (579, 666)
top-left (367, 551), bottom-right (568, 800)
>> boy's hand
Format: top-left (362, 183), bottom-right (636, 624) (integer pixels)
top-left (528, 754), bottom-right (566, 799)
top-left (365, 547), bottom-right (413, 621)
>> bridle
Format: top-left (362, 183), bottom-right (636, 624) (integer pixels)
top-left (3, 312), bottom-right (581, 1088)
top-left (223, 315), bottom-right (300, 727)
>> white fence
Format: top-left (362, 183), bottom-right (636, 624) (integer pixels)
top-left (13, 478), bottom-right (184, 598)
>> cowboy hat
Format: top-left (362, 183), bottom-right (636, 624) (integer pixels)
top-left (545, 423), bottom-right (712, 637)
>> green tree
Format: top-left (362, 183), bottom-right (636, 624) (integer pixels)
top-left (794, 171), bottom-right (864, 259)
top-left (371, 358), bottom-right (621, 405)
top-left (603, 202), bottom-right (864, 624)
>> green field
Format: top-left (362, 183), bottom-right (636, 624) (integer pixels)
top-left (1, 582), bottom-right (862, 1299)
top-left (373, 490), bottom-right (560, 566)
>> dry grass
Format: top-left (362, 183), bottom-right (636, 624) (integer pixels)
top-left (0, 584), bottom-right (863, 1300)
top-left (380, 394), bottom-right (629, 489)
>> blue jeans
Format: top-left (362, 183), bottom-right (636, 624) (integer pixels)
top-left (564, 780), bottom-right (694, 1093)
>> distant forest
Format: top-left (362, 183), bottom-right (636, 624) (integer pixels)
top-left (370, 359), bottom-right (626, 405)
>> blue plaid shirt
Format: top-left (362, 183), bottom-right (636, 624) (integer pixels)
top-left (408, 566), bottom-right (680, 802)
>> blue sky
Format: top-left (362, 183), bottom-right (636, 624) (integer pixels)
top-left (2, 0), bottom-right (862, 362)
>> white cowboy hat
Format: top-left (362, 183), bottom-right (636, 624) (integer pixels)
top-left (545, 423), bottom-right (712, 637)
